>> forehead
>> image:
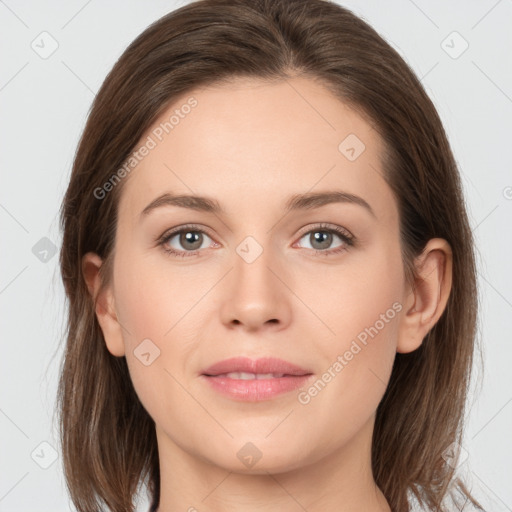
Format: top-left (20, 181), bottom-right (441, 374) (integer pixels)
top-left (117, 76), bottom-right (395, 224)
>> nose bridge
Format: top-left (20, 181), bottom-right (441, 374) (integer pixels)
top-left (219, 233), bottom-right (292, 331)
top-left (233, 233), bottom-right (278, 298)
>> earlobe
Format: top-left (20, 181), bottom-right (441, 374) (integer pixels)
top-left (396, 239), bottom-right (453, 354)
top-left (82, 252), bottom-right (126, 357)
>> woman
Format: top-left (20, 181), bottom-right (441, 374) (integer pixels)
top-left (57, 0), bottom-right (484, 510)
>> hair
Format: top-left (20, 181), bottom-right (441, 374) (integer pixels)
top-left (56, 0), bottom-right (483, 511)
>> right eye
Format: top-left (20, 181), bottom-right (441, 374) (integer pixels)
top-left (157, 225), bottom-right (217, 258)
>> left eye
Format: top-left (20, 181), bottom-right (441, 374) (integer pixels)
top-left (296, 228), bottom-right (350, 252)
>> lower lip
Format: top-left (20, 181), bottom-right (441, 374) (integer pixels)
top-left (201, 374), bottom-right (313, 401)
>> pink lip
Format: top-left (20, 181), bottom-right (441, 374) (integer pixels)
top-left (200, 357), bottom-right (314, 402)
top-left (202, 356), bottom-right (311, 376)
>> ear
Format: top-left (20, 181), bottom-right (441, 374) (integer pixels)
top-left (397, 238), bottom-right (453, 354)
top-left (82, 252), bottom-right (125, 357)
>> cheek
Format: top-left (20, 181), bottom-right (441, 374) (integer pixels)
top-left (311, 242), bottom-right (403, 397)
top-left (114, 273), bottom-right (194, 428)
top-left (319, 246), bottom-right (402, 344)
top-left (113, 251), bottom-right (200, 343)
top-left (297, 277), bottom-right (401, 449)
top-left (112, 253), bottom-right (203, 408)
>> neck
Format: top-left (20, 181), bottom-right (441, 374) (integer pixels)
top-left (154, 414), bottom-right (391, 512)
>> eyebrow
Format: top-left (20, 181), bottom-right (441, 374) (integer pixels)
top-left (140, 190), bottom-right (376, 219)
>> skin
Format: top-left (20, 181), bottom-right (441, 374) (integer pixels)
top-left (83, 76), bottom-right (452, 512)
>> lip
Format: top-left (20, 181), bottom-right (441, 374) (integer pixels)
top-left (201, 357), bottom-right (314, 402)
top-left (202, 356), bottom-right (311, 376)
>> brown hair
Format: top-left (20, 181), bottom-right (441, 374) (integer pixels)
top-left (56, 0), bottom-right (483, 510)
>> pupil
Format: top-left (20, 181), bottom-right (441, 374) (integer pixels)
top-left (312, 231), bottom-right (332, 250)
top-left (181, 231), bottom-right (202, 250)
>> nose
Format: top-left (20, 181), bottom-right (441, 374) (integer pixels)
top-left (219, 241), bottom-right (292, 333)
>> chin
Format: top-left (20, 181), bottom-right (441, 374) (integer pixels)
top-left (205, 437), bottom-right (315, 475)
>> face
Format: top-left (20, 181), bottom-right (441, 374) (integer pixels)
top-left (105, 76), bottom-right (407, 473)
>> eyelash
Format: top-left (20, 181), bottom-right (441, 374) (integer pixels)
top-left (156, 223), bottom-right (355, 258)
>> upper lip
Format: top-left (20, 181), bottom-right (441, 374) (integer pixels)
top-left (202, 357), bottom-right (312, 376)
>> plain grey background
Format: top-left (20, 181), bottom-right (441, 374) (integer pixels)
top-left (1, 0), bottom-right (511, 510)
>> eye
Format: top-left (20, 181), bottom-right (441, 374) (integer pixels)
top-left (157, 224), bottom-right (216, 257)
top-left (157, 222), bottom-right (354, 259)
top-left (295, 223), bottom-right (354, 255)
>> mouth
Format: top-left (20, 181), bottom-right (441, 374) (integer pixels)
top-left (202, 356), bottom-right (311, 376)
top-left (200, 357), bottom-right (314, 401)
top-left (209, 372), bottom-right (294, 379)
